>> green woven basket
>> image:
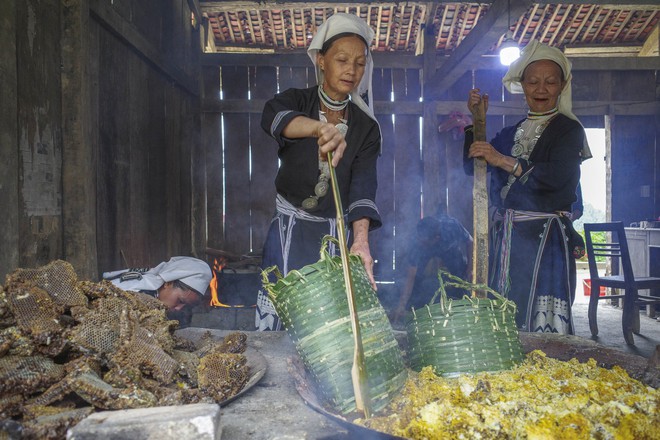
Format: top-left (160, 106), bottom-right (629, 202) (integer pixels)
top-left (406, 271), bottom-right (524, 376)
top-left (262, 236), bottom-right (407, 415)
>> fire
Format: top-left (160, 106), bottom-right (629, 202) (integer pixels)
top-left (208, 256), bottom-right (255, 308)
top-left (210, 257), bottom-right (230, 307)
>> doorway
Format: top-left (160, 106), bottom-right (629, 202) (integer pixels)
top-left (574, 128), bottom-right (607, 231)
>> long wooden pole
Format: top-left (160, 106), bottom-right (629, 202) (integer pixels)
top-left (327, 150), bottom-right (371, 418)
top-left (470, 97), bottom-right (489, 298)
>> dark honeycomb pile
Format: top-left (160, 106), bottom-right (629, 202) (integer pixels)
top-left (0, 260), bottom-right (249, 439)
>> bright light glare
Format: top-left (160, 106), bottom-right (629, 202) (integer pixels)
top-left (499, 43), bottom-right (520, 66)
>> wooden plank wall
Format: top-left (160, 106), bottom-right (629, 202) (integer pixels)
top-left (203, 62), bottom-right (659, 285)
top-left (205, 67), bottom-right (441, 281)
top-left (0, 0), bottom-right (20, 278)
top-left (610, 71), bottom-right (658, 225)
top-left (15, 0), bottom-right (63, 269)
top-left (92, 0), bottom-right (202, 274)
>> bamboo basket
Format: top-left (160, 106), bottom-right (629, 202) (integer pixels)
top-left (406, 271), bottom-right (524, 376)
top-left (262, 237), bottom-right (407, 415)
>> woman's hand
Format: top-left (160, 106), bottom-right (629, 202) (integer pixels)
top-left (281, 117), bottom-right (347, 167)
top-left (350, 240), bottom-right (376, 291)
top-left (467, 88), bottom-right (489, 114)
top-left (468, 141), bottom-right (505, 167)
top-left (350, 218), bottom-right (376, 291)
top-left (469, 141), bottom-right (521, 175)
top-left (316, 122), bottom-right (347, 167)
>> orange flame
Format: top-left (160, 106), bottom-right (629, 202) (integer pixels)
top-left (210, 257), bottom-right (230, 307)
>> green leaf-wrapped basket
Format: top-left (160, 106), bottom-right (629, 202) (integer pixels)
top-left (262, 237), bottom-right (407, 415)
top-left (406, 271), bottom-right (524, 376)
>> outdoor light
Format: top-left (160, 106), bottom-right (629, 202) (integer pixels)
top-left (499, 35), bottom-right (520, 66)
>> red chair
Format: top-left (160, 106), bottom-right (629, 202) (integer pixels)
top-left (583, 222), bottom-right (660, 345)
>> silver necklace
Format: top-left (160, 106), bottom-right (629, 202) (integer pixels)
top-left (318, 85), bottom-right (349, 112)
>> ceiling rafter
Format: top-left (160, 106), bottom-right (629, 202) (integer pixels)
top-left (201, 0), bottom-right (660, 98)
top-left (423, 0), bottom-right (530, 99)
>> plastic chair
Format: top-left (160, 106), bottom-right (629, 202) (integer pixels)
top-left (583, 222), bottom-right (660, 345)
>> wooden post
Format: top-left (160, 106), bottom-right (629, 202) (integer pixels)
top-left (61, 0), bottom-right (98, 279)
top-left (0, 0), bottom-right (19, 279)
top-left (470, 98), bottom-right (489, 296)
top-left (421, 17), bottom-right (444, 217)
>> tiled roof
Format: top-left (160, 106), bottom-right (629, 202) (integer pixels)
top-left (201, 2), bottom-right (659, 55)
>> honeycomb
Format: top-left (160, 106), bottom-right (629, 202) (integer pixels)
top-left (6, 260), bottom-right (87, 308)
top-left (0, 260), bottom-right (253, 439)
top-left (0, 355), bottom-right (66, 396)
top-left (358, 350), bottom-right (660, 439)
top-left (198, 352), bottom-right (249, 402)
top-left (22, 407), bottom-right (95, 440)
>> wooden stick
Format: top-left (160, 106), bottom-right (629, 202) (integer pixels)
top-left (470, 97), bottom-right (489, 298)
top-left (327, 150), bottom-right (371, 418)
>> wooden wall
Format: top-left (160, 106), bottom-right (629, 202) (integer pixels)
top-left (0, 0), bottom-right (205, 281)
top-left (1, 0), bottom-right (657, 285)
top-left (202, 60), bottom-right (659, 283)
top-left (1, 0), bottom-right (63, 277)
top-left (90, 0), bottom-right (205, 274)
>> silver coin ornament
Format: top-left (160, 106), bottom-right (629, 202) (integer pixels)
top-left (512, 143), bottom-right (523, 157)
top-left (301, 118), bottom-right (347, 211)
top-left (335, 122), bottom-right (348, 137)
top-left (315, 179), bottom-right (329, 197)
top-left (302, 197), bottom-right (318, 210)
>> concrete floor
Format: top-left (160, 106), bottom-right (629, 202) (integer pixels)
top-left (572, 267), bottom-right (660, 359)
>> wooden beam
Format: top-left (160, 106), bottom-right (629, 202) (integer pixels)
top-left (188, 0), bottom-right (202, 24)
top-left (204, 98), bottom-right (660, 116)
top-left (570, 56), bottom-right (660, 70)
top-left (421, 7), bottom-right (444, 216)
top-left (0, 0), bottom-right (19, 278)
top-left (534, 1), bottom-right (660, 9)
top-left (202, 51), bottom-right (660, 70)
top-left (202, 51), bottom-right (425, 68)
top-left (424, 0), bottom-right (530, 100)
top-left (639, 23), bottom-right (659, 57)
top-left (61, 0), bottom-right (98, 279)
top-left (565, 45), bottom-right (642, 56)
top-left (200, 0), bottom-right (462, 11)
top-left (200, 0), bottom-right (660, 9)
top-left (89, 0), bottom-right (199, 96)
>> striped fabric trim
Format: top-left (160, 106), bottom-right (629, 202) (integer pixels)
top-left (276, 194), bottom-right (329, 222)
top-left (274, 194), bottom-right (338, 274)
top-left (270, 110), bottom-right (294, 138)
top-left (348, 199), bottom-right (379, 215)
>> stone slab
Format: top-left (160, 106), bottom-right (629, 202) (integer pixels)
top-left (66, 403), bottom-right (222, 440)
top-left (191, 307), bottom-right (256, 330)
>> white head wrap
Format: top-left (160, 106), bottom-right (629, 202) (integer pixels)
top-left (502, 40), bottom-right (591, 160)
top-left (103, 256), bottom-right (212, 297)
top-left (307, 13), bottom-right (377, 123)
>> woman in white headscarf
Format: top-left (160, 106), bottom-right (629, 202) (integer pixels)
top-left (103, 256), bottom-right (212, 327)
top-left (463, 40), bottom-right (590, 335)
top-left (256, 13), bottom-right (381, 331)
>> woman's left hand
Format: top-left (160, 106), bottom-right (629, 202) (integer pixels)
top-left (350, 240), bottom-right (376, 291)
top-left (468, 141), bottom-right (505, 167)
top-left (349, 218), bottom-right (376, 290)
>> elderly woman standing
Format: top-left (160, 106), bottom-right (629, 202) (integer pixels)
top-left (464, 41), bottom-right (591, 334)
top-left (256, 14), bottom-right (381, 331)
